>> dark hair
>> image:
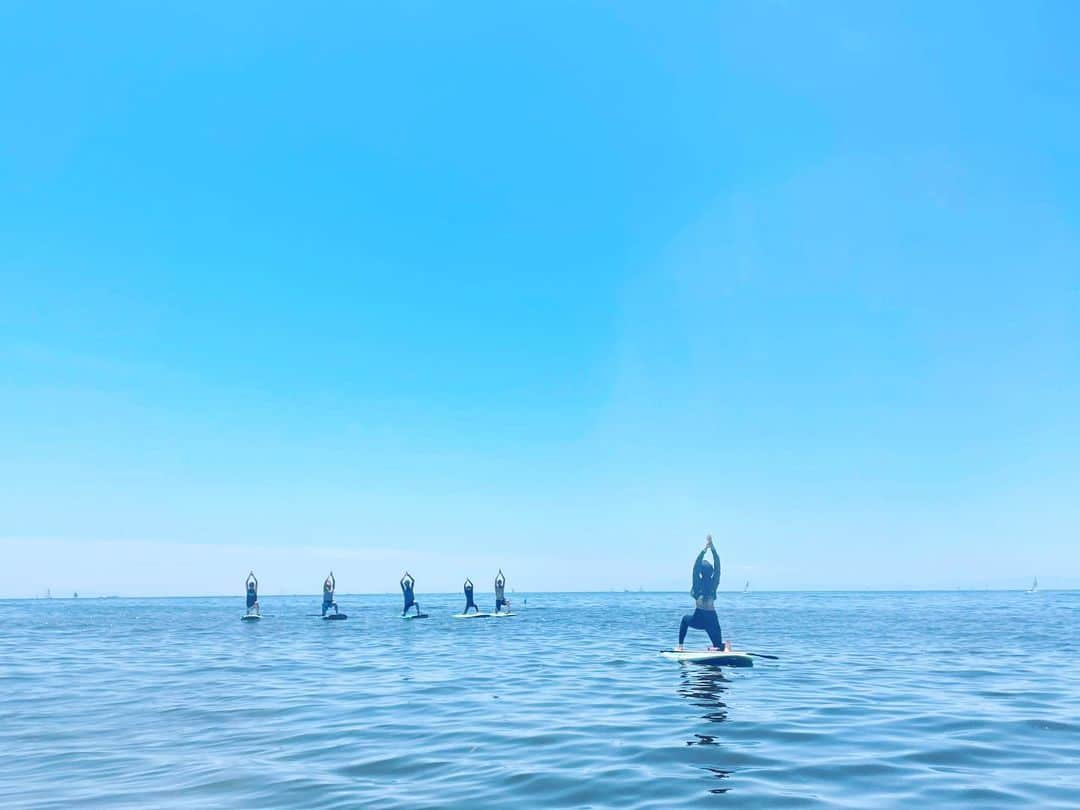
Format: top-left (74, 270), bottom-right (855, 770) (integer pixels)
top-left (692, 560), bottom-right (717, 600)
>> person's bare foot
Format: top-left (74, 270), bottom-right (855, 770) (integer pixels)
top-left (724, 641), bottom-right (732, 652)
top-left (674, 645), bottom-right (684, 651)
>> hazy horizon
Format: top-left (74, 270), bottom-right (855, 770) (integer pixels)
top-left (6, 586), bottom-right (1073, 601)
top-left (0, 536), bottom-right (1064, 599)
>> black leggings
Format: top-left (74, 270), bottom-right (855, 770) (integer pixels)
top-left (463, 601), bottom-right (478, 613)
top-left (680, 608), bottom-right (723, 647)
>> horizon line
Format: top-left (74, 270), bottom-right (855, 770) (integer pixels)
top-left (4, 587), bottom-right (1074, 601)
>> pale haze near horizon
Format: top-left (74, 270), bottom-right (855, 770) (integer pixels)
top-left (2, 3), bottom-right (1078, 597)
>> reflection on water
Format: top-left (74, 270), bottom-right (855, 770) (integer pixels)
top-left (704, 766), bottom-right (733, 794)
top-left (679, 666), bottom-right (730, 727)
top-left (678, 666), bottom-right (733, 794)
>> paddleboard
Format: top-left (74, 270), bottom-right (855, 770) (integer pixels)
top-left (402, 613), bottom-right (429, 620)
top-left (492, 611), bottom-right (515, 618)
top-left (660, 649), bottom-right (753, 667)
top-left (323, 613), bottom-right (348, 621)
top-left (241, 614), bottom-right (261, 621)
top-left (454, 612), bottom-right (492, 619)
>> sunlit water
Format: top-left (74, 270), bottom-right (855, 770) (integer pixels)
top-left (1, 591), bottom-right (1078, 808)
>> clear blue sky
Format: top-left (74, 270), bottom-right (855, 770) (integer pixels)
top-left (2, 2), bottom-right (1078, 596)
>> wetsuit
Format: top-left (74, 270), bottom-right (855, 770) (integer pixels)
top-left (401, 575), bottom-right (420, 616)
top-left (495, 574), bottom-right (507, 613)
top-left (245, 575), bottom-right (259, 615)
top-left (322, 576), bottom-right (338, 616)
top-left (679, 547), bottom-right (723, 648)
top-left (463, 580), bottom-right (478, 613)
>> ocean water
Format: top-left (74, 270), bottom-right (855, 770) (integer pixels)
top-left (1, 591), bottom-right (1078, 808)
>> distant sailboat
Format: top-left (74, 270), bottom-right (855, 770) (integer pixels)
top-left (1027, 576), bottom-right (1039, 593)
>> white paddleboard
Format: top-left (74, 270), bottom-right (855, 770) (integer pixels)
top-left (453, 612), bottom-right (493, 619)
top-left (401, 613), bottom-right (429, 620)
top-left (241, 614), bottom-right (261, 621)
top-left (491, 611), bottom-right (515, 618)
top-left (660, 649), bottom-right (752, 666)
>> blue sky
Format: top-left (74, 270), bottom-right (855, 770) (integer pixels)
top-left (2, 2), bottom-right (1078, 596)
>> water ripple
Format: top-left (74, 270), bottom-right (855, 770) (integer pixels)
top-left (1, 591), bottom-right (1079, 807)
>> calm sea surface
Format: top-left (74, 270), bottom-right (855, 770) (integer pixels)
top-left (1, 591), bottom-right (1078, 808)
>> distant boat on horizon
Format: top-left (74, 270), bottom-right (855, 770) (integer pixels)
top-left (743, 580), bottom-right (750, 593)
top-left (1027, 576), bottom-right (1039, 593)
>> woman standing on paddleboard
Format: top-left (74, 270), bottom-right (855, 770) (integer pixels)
top-left (400, 572), bottom-right (421, 616)
top-left (494, 569), bottom-right (509, 614)
top-left (322, 572), bottom-right (339, 616)
top-left (245, 571), bottom-right (259, 616)
top-left (462, 578), bottom-right (479, 613)
top-left (676, 536), bottom-right (730, 651)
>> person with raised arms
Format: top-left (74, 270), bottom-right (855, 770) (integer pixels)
top-left (462, 577), bottom-right (479, 614)
top-left (675, 535), bottom-right (730, 652)
top-left (400, 572), bottom-right (421, 617)
top-left (494, 569), bottom-right (509, 614)
top-left (321, 572), bottom-right (339, 617)
top-left (245, 571), bottom-right (259, 616)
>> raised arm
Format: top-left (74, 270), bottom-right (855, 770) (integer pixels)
top-left (465, 577), bottom-right (472, 587)
top-left (692, 548), bottom-right (707, 579)
top-left (705, 535), bottom-right (719, 574)
top-left (246, 572), bottom-right (257, 588)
